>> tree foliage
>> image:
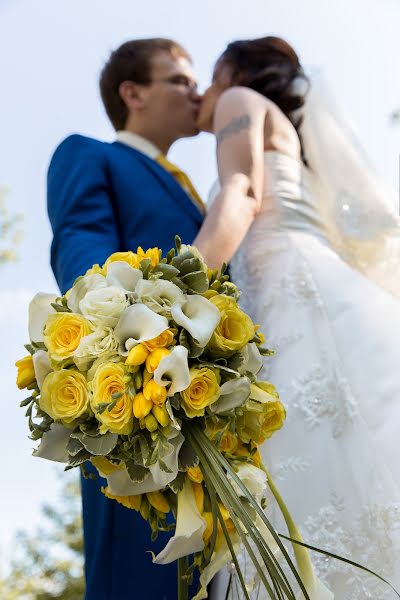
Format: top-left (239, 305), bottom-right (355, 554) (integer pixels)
top-left (1, 474), bottom-right (85, 600)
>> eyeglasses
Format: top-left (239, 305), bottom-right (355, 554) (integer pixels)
top-left (151, 74), bottom-right (198, 93)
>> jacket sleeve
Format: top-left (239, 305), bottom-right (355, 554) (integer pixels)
top-left (47, 135), bottom-right (120, 294)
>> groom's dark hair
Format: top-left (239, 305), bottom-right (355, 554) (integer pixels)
top-left (100, 38), bottom-right (191, 130)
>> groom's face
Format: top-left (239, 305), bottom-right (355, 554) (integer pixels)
top-left (140, 51), bottom-right (201, 140)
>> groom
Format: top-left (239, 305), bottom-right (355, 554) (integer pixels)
top-left (47, 38), bottom-right (204, 599)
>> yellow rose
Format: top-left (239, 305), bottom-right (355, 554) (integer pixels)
top-left (208, 295), bottom-right (255, 357)
top-left (15, 355), bottom-right (36, 389)
top-left (142, 329), bottom-right (176, 352)
top-left (181, 367), bottom-right (221, 418)
top-left (187, 466), bottom-right (203, 484)
top-left (136, 246), bottom-right (161, 267)
top-left (102, 486), bottom-right (142, 511)
top-left (90, 362), bottom-right (133, 435)
top-left (103, 251), bottom-right (140, 271)
top-left (40, 369), bottom-right (89, 425)
top-left (44, 313), bottom-right (93, 362)
top-left (219, 431), bottom-right (238, 454)
top-left (237, 382), bottom-right (286, 445)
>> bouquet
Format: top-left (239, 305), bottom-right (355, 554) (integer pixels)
top-left (16, 239), bottom-right (396, 600)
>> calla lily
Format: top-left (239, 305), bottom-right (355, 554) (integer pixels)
top-left (105, 261), bottom-right (143, 293)
top-left (192, 536), bottom-right (240, 600)
top-left (33, 423), bottom-right (70, 463)
top-left (171, 295), bottom-right (220, 347)
top-left (28, 292), bottom-right (58, 342)
top-left (208, 376), bottom-right (251, 414)
top-left (32, 350), bottom-right (52, 390)
top-left (67, 274), bottom-right (107, 313)
top-left (153, 345), bottom-right (190, 396)
top-left (114, 303), bottom-right (169, 355)
top-left (135, 279), bottom-right (185, 315)
top-left (240, 343), bottom-right (263, 376)
top-left (153, 478), bottom-right (206, 564)
top-left (107, 429), bottom-right (184, 495)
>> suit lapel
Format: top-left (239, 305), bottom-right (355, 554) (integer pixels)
top-left (113, 142), bottom-right (204, 226)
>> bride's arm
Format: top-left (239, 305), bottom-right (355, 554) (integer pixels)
top-left (193, 87), bottom-right (268, 269)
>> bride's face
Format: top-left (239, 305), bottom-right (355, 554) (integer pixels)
top-left (197, 61), bottom-right (233, 132)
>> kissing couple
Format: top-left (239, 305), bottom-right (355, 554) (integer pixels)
top-left (47, 35), bottom-right (400, 599)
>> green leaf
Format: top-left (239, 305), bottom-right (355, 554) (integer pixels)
top-left (168, 471), bottom-right (185, 494)
top-left (126, 461), bottom-right (149, 483)
top-left (178, 440), bottom-right (199, 468)
top-left (174, 235), bottom-right (182, 253)
top-left (73, 432), bottom-right (118, 456)
top-left (180, 271), bottom-right (209, 293)
top-left (158, 459), bottom-right (173, 474)
top-left (24, 343), bottom-right (36, 355)
top-left (150, 263), bottom-right (180, 281)
top-left (20, 396), bottom-right (34, 407)
top-left (68, 448), bottom-right (92, 467)
top-left (67, 436), bottom-right (85, 457)
top-left (50, 302), bottom-right (72, 313)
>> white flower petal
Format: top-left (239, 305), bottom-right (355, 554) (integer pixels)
top-left (171, 295), bottom-right (220, 347)
top-left (107, 430), bottom-right (184, 495)
top-left (67, 274), bottom-right (107, 313)
top-left (154, 478), bottom-right (206, 564)
top-left (28, 292), bottom-right (58, 342)
top-left (105, 261), bottom-right (143, 293)
top-left (228, 463), bottom-right (267, 503)
top-left (32, 350), bottom-right (52, 390)
top-left (240, 343), bottom-right (263, 376)
top-left (208, 377), bottom-right (250, 414)
top-left (80, 286), bottom-right (128, 328)
top-left (33, 423), bottom-right (70, 463)
top-left (114, 303), bottom-right (169, 355)
top-left (192, 536), bottom-right (240, 600)
top-left (135, 279), bottom-right (185, 314)
top-left (154, 345), bottom-right (190, 396)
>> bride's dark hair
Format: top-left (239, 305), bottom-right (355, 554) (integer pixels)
top-left (218, 36), bottom-right (309, 154)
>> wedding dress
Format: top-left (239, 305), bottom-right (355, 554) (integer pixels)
top-left (210, 149), bottom-right (400, 599)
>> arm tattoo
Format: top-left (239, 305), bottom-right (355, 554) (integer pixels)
top-left (216, 114), bottom-right (251, 146)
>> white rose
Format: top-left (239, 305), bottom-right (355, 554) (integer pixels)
top-left (135, 279), bottom-right (185, 315)
top-left (229, 463), bottom-right (267, 503)
top-left (79, 286), bottom-right (128, 328)
top-left (67, 274), bottom-right (107, 313)
top-left (74, 326), bottom-right (119, 371)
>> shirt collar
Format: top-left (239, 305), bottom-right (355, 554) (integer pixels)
top-left (115, 130), bottom-right (161, 159)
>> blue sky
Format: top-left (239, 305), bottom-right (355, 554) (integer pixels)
top-left (0, 0), bottom-right (399, 574)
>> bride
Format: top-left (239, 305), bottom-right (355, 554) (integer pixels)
top-left (194, 36), bottom-right (400, 597)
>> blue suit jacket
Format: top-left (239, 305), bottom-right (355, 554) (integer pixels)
top-left (47, 134), bottom-right (203, 600)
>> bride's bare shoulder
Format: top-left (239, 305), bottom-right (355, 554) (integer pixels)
top-left (215, 86), bottom-right (270, 114)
